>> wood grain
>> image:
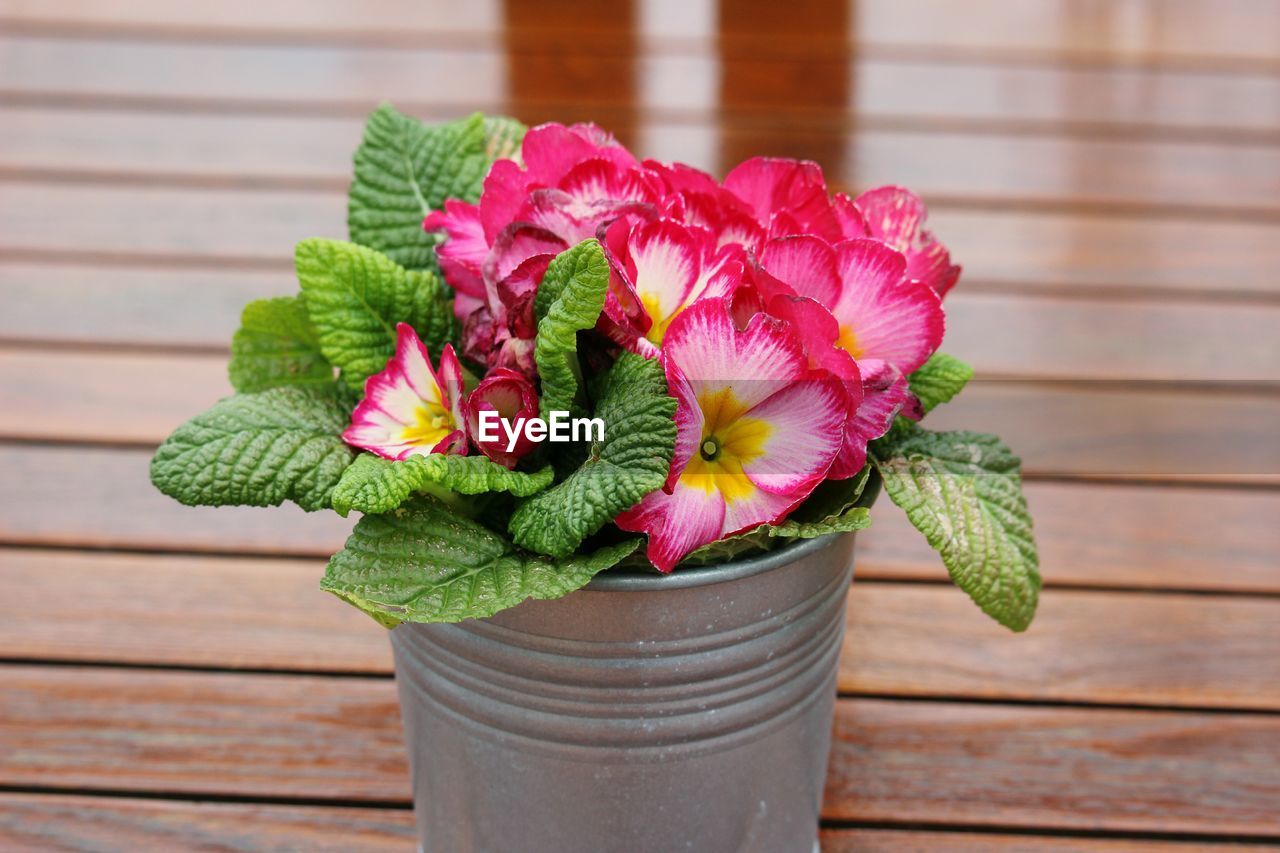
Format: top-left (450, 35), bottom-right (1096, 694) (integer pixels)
top-left (825, 699), bottom-right (1280, 835)
top-left (8, 105), bottom-right (1280, 218)
top-left (1, 445), bottom-right (1277, 594)
top-left (843, 584), bottom-right (1280, 710)
top-left (820, 827), bottom-right (1274, 852)
top-left (0, 794), bottom-right (1258, 853)
top-left (3, 0), bottom-right (1276, 72)
top-left (3, 668), bottom-right (1277, 835)
top-left (0, 794), bottom-right (415, 852)
top-left (4, 35), bottom-right (1280, 139)
top-left (4, 548), bottom-right (1279, 711)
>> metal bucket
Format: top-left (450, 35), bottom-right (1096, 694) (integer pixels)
top-left (390, 532), bottom-right (857, 853)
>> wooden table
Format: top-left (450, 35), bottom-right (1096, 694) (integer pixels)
top-left (2, 1), bottom-right (1279, 849)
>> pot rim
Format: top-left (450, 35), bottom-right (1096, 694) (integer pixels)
top-left (585, 532), bottom-right (842, 592)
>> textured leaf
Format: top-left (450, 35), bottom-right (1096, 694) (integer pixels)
top-left (510, 352), bottom-right (677, 558)
top-left (295, 238), bottom-right (455, 391)
top-left (150, 387), bottom-right (355, 512)
top-left (683, 468), bottom-right (876, 565)
top-left (909, 352), bottom-right (974, 414)
top-left (228, 296), bottom-right (334, 393)
top-left (332, 452), bottom-right (555, 517)
top-left (321, 496), bottom-right (639, 626)
top-left (482, 115), bottom-right (527, 162)
top-left (873, 426), bottom-right (1040, 631)
top-left (347, 106), bottom-right (493, 269)
top-left (533, 239), bottom-right (611, 418)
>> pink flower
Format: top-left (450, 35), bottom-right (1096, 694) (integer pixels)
top-left (425, 123), bottom-right (662, 374)
top-left (600, 217), bottom-right (745, 355)
top-left (464, 368), bottom-right (541, 469)
top-left (616, 299), bottom-right (849, 571)
top-left (853, 186), bottom-right (960, 297)
top-left (342, 324), bottom-right (467, 460)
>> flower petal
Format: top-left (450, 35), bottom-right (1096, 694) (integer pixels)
top-left (615, 479), bottom-right (726, 573)
top-left (722, 157), bottom-right (837, 240)
top-left (422, 199), bottom-right (487, 299)
top-left (741, 378), bottom-right (847, 495)
top-left (831, 238), bottom-right (945, 374)
top-left (759, 235), bottom-right (841, 307)
top-left (855, 185), bottom-right (960, 297)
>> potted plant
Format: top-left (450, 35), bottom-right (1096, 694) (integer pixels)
top-left (151, 105), bottom-right (1039, 853)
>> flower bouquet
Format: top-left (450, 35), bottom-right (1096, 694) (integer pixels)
top-left (151, 105), bottom-right (1039, 852)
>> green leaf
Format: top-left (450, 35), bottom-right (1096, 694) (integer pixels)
top-left (532, 239), bottom-right (611, 418)
top-left (331, 452), bottom-right (555, 517)
top-left (510, 352), bottom-right (677, 558)
top-left (150, 387), bottom-right (355, 512)
top-left (482, 115), bottom-right (526, 161)
top-left (294, 238), bottom-right (455, 391)
top-left (872, 426), bottom-right (1040, 631)
top-left (227, 296), bottom-right (334, 393)
top-left (682, 468), bottom-right (876, 565)
top-left (347, 106), bottom-right (494, 268)
top-left (321, 496), bottom-right (639, 626)
top-left (909, 352), bottom-right (974, 414)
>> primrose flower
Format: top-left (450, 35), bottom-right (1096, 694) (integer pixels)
top-left (425, 123), bottom-right (660, 373)
top-left (464, 367), bottom-right (540, 468)
top-left (616, 299), bottom-right (848, 571)
top-left (343, 324), bottom-right (467, 460)
top-left (854, 186), bottom-right (961, 297)
top-left (600, 217), bottom-right (745, 355)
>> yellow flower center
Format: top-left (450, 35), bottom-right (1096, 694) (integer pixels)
top-left (679, 388), bottom-right (772, 503)
top-left (836, 325), bottom-right (864, 359)
top-left (642, 293), bottom-right (676, 344)
top-left (401, 400), bottom-right (454, 446)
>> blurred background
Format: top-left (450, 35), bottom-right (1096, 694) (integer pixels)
top-left (1, 1), bottom-right (1278, 849)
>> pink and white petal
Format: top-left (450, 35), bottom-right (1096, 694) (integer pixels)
top-left (759, 235), bottom-right (842, 308)
top-left (392, 323), bottom-right (445, 405)
top-left (906, 231), bottom-right (961, 298)
top-left (615, 481), bottom-right (727, 573)
top-left (659, 361), bottom-right (705, 492)
top-left (722, 157), bottom-right (834, 235)
top-left (849, 362), bottom-right (915, 444)
top-left (690, 243), bottom-right (746, 303)
top-left (522, 124), bottom-right (618, 187)
top-left (486, 223), bottom-right (567, 285)
top-left (720, 487), bottom-right (804, 540)
top-left (628, 219), bottom-right (706, 324)
top-left (430, 428), bottom-right (468, 457)
top-left (663, 300), bottom-right (809, 410)
top-left (423, 200), bottom-right (487, 298)
top-left (832, 239), bottom-right (944, 374)
top-left (739, 378), bottom-right (846, 495)
top-left (854, 186), bottom-right (927, 248)
top-left (437, 344), bottom-right (467, 426)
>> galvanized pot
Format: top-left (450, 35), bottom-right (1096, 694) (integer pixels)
top-left (390, 532), bottom-right (857, 853)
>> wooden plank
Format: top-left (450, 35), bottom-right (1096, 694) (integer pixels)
top-left (2, 0), bottom-right (1276, 71)
top-left (5, 183), bottom-right (1280, 298)
top-left (5, 548), bottom-right (1279, 711)
top-left (1, 446), bottom-right (1277, 593)
top-left (0, 794), bottom-right (1259, 853)
top-left (842, 584), bottom-right (1280, 711)
top-left (0, 263), bottom-right (293, 349)
top-left (0, 549), bottom-right (389, 673)
top-left (2, 667), bottom-right (1277, 835)
top-left (3, 36), bottom-right (1280, 139)
top-left (820, 827), bottom-right (1274, 852)
top-left (8, 106), bottom-right (1280, 218)
top-left (4, 349), bottom-right (1277, 481)
top-left (825, 699), bottom-right (1280, 835)
top-left (0, 793), bottom-right (414, 852)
